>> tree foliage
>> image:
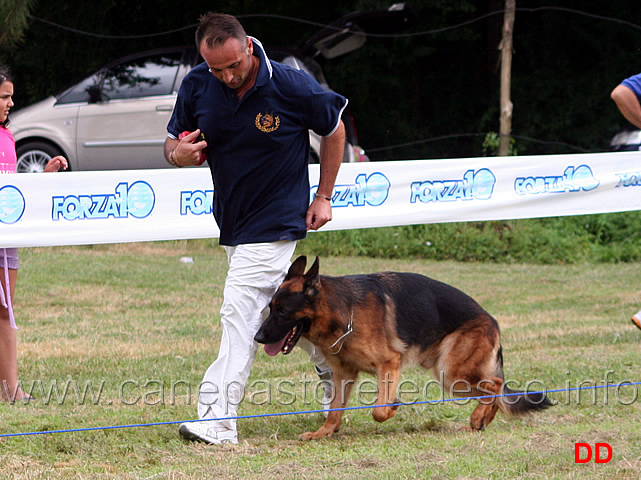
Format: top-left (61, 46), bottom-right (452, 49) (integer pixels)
top-left (0, 0), bottom-right (33, 50)
top-left (3, 0), bottom-right (641, 160)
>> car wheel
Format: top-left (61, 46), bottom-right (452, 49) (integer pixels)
top-left (16, 142), bottom-right (65, 173)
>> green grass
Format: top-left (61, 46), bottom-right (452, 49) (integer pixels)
top-left (0, 240), bottom-right (640, 479)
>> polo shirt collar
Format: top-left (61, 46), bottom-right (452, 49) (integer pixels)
top-left (250, 36), bottom-right (272, 87)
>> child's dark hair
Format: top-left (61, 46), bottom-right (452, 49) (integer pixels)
top-left (0, 65), bottom-right (13, 128)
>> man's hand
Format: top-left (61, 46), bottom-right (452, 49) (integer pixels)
top-left (171, 129), bottom-right (208, 167)
top-left (178, 130), bottom-right (208, 165)
top-left (306, 195), bottom-right (333, 231)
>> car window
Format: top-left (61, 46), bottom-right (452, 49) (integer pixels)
top-left (102, 52), bottom-right (182, 100)
top-left (56, 74), bottom-right (101, 104)
top-left (56, 52), bottom-right (183, 105)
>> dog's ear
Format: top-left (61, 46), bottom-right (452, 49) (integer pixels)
top-left (285, 255), bottom-right (307, 280)
top-left (306, 256), bottom-right (320, 278)
top-left (303, 256), bottom-right (321, 297)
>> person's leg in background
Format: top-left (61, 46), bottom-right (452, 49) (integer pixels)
top-left (0, 248), bottom-right (29, 402)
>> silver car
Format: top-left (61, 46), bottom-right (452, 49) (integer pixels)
top-left (12, 47), bottom-right (196, 172)
top-left (9, 4), bottom-right (418, 172)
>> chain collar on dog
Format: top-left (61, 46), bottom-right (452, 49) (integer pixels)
top-left (327, 310), bottom-right (354, 355)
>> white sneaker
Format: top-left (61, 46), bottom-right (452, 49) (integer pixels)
top-left (179, 421), bottom-right (238, 445)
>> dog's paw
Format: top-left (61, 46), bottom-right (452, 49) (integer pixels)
top-left (299, 430), bottom-right (332, 441)
top-left (372, 404), bottom-right (399, 423)
top-left (458, 425), bottom-right (483, 433)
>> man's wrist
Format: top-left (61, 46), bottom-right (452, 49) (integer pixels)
top-left (314, 192), bottom-right (332, 201)
top-left (168, 149), bottom-right (182, 167)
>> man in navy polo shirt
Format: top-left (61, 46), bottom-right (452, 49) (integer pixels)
top-left (165, 12), bottom-right (346, 444)
top-left (611, 73), bottom-right (641, 331)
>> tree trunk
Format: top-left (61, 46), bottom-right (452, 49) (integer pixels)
top-left (498, 0), bottom-right (516, 156)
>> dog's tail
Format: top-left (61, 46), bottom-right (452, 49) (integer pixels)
top-left (498, 386), bottom-right (553, 416)
top-left (495, 346), bottom-right (554, 416)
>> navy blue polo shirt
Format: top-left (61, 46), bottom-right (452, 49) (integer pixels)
top-left (167, 38), bottom-right (348, 246)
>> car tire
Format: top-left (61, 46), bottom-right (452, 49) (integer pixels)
top-left (16, 141), bottom-right (66, 173)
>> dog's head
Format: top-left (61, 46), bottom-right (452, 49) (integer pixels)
top-left (254, 255), bottom-right (321, 356)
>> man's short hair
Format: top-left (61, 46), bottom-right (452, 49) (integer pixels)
top-left (196, 12), bottom-right (247, 49)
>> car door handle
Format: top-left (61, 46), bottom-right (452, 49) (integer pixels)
top-left (156, 105), bottom-right (173, 112)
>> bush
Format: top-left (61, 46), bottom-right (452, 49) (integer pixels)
top-left (296, 211), bottom-right (641, 264)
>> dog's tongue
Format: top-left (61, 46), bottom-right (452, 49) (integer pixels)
top-left (264, 337), bottom-right (287, 357)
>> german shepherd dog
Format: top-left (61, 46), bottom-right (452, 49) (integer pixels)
top-left (254, 256), bottom-right (551, 440)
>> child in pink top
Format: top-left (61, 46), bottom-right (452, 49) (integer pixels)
top-left (0, 65), bottom-right (67, 402)
top-left (0, 125), bottom-right (16, 174)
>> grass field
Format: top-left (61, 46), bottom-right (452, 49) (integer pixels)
top-left (0, 240), bottom-right (640, 479)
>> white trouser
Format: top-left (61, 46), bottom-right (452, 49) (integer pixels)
top-left (197, 241), bottom-right (330, 431)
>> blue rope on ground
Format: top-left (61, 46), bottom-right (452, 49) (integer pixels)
top-left (1, 382), bottom-right (639, 439)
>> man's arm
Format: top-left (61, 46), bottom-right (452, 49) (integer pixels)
top-left (611, 84), bottom-right (641, 130)
top-left (306, 120), bottom-right (346, 231)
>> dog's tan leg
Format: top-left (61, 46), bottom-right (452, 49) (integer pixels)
top-left (469, 376), bottom-right (503, 431)
top-left (372, 354), bottom-right (401, 423)
top-left (300, 370), bottom-right (357, 440)
top-left (444, 372), bottom-right (502, 431)
top-left (436, 317), bottom-right (504, 431)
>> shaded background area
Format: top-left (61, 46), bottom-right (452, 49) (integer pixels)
top-left (2, 0), bottom-right (640, 160)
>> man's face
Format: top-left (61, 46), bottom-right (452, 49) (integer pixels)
top-left (201, 37), bottom-right (253, 90)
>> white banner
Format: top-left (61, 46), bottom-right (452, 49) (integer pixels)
top-left (2, 151), bottom-right (641, 248)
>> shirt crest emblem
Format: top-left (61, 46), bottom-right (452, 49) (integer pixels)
top-left (255, 113), bottom-right (280, 133)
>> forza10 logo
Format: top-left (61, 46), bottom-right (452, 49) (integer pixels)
top-left (52, 182), bottom-right (155, 221)
top-left (410, 169), bottom-right (496, 203)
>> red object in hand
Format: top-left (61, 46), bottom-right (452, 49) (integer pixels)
top-left (179, 131), bottom-right (207, 165)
